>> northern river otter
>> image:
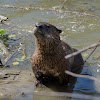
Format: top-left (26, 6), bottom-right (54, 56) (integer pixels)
top-left (32, 22), bottom-right (84, 85)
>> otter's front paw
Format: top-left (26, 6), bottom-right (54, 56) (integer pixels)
top-left (35, 80), bottom-right (43, 87)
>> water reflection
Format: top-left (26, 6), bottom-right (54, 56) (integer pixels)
top-left (0, 0), bottom-right (100, 100)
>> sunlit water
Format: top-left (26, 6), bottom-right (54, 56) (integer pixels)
top-left (0, 0), bottom-right (100, 100)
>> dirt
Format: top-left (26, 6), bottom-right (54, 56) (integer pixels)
top-left (0, 69), bottom-right (35, 99)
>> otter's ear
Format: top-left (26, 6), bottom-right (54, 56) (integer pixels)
top-left (57, 29), bottom-right (62, 34)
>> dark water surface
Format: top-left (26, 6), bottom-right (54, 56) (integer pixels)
top-left (0, 0), bottom-right (100, 100)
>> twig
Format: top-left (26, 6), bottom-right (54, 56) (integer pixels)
top-left (3, 49), bottom-right (18, 65)
top-left (0, 59), bottom-right (3, 66)
top-left (59, 0), bottom-right (67, 10)
top-left (72, 45), bottom-right (98, 72)
top-left (0, 5), bottom-right (100, 18)
top-left (65, 70), bottom-right (100, 83)
top-left (21, 35), bottom-right (26, 56)
top-left (65, 42), bottom-right (100, 59)
top-left (84, 46), bottom-right (97, 63)
top-left (33, 91), bottom-right (100, 100)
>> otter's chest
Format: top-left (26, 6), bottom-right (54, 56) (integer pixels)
top-left (33, 52), bottom-right (70, 72)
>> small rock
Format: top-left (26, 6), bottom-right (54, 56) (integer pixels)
top-left (21, 91), bottom-right (24, 95)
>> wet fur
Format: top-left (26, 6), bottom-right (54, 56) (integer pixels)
top-left (32, 22), bottom-right (84, 85)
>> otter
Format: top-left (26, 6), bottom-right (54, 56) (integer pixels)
top-left (32, 22), bottom-right (84, 85)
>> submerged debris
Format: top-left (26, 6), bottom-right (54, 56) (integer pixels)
top-left (0, 15), bottom-right (8, 23)
top-left (0, 40), bottom-right (9, 56)
top-left (0, 59), bottom-right (3, 67)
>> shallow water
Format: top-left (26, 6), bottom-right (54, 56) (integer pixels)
top-left (0, 0), bottom-right (100, 100)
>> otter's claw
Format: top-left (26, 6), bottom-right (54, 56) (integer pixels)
top-left (35, 80), bottom-right (43, 87)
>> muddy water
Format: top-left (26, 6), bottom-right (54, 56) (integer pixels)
top-left (0, 0), bottom-right (100, 100)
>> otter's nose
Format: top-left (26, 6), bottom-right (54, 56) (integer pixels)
top-left (35, 23), bottom-right (44, 28)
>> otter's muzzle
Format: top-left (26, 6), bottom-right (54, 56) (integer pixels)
top-left (35, 22), bottom-right (45, 29)
top-left (34, 22), bottom-right (51, 38)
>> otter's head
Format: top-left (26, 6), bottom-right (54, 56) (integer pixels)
top-left (33, 22), bottom-right (62, 44)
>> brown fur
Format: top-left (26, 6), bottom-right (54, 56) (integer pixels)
top-left (32, 22), bottom-right (84, 84)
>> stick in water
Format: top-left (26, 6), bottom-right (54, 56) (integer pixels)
top-left (65, 42), bottom-right (100, 59)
